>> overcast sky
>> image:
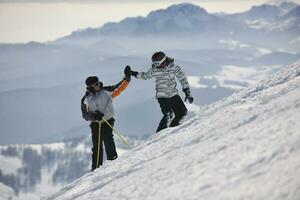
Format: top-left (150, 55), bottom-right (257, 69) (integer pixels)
top-left (0, 0), bottom-right (298, 43)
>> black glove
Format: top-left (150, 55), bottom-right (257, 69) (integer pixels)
top-left (131, 70), bottom-right (138, 78)
top-left (183, 88), bottom-right (194, 103)
top-left (93, 111), bottom-right (104, 121)
top-left (124, 65), bottom-right (131, 78)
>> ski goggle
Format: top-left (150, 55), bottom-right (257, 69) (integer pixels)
top-left (152, 56), bottom-right (166, 67)
top-left (91, 82), bottom-right (100, 87)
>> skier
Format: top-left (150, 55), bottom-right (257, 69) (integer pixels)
top-left (81, 66), bottom-right (131, 171)
top-left (128, 51), bottom-right (194, 133)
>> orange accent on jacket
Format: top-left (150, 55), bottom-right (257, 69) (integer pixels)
top-left (111, 80), bottom-right (129, 99)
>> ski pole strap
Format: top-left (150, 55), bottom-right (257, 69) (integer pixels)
top-left (102, 117), bottom-right (133, 149)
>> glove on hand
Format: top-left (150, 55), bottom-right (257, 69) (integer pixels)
top-left (183, 88), bottom-right (194, 103)
top-left (93, 111), bottom-right (104, 121)
top-left (131, 70), bottom-right (138, 78)
top-left (124, 65), bottom-right (131, 78)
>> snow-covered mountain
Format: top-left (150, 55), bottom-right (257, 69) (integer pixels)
top-left (266, 0), bottom-right (299, 12)
top-left (0, 182), bottom-right (16, 200)
top-left (228, 4), bottom-right (283, 21)
top-left (245, 5), bottom-right (300, 32)
top-left (283, 4), bottom-right (300, 18)
top-left (62, 3), bottom-right (244, 39)
top-left (58, 1), bottom-right (299, 37)
top-left (48, 60), bottom-right (300, 200)
top-left (226, 0), bottom-right (299, 31)
top-left (52, 1), bottom-right (300, 53)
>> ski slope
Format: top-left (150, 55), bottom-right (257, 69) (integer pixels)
top-left (49, 61), bottom-right (300, 200)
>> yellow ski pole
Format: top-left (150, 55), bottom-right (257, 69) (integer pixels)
top-left (102, 117), bottom-right (133, 149)
top-left (96, 122), bottom-right (101, 168)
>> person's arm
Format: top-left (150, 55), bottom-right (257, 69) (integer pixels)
top-left (174, 65), bottom-right (189, 90)
top-left (81, 95), bottom-right (93, 121)
top-left (81, 95), bottom-right (104, 121)
top-left (131, 67), bottom-right (154, 80)
top-left (103, 80), bottom-right (123, 92)
top-left (174, 65), bottom-right (194, 103)
top-left (111, 78), bottom-right (130, 99)
top-left (103, 65), bottom-right (131, 92)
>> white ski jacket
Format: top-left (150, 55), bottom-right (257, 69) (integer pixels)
top-left (137, 58), bottom-right (190, 98)
top-left (85, 90), bottom-right (115, 121)
top-left (81, 78), bottom-right (130, 122)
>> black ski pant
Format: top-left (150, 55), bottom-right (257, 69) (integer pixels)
top-left (156, 95), bottom-right (187, 133)
top-left (90, 118), bottom-right (118, 171)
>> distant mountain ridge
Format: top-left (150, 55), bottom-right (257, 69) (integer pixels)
top-left (63, 3), bottom-right (244, 39)
top-left (266, 0), bottom-right (299, 9)
top-left (56, 1), bottom-right (299, 48)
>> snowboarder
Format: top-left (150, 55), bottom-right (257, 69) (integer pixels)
top-left (128, 51), bottom-right (194, 132)
top-left (81, 66), bottom-right (131, 171)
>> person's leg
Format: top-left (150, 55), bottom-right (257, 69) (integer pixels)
top-left (169, 95), bottom-right (187, 127)
top-left (156, 98), bottom-right (173, 133)
top-left (90, 122), bottom-right (104, 171)
top-left (102, 118), bottom-right (118, 160)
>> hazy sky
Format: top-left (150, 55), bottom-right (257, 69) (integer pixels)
top-left (0, 0), bottom-right (298, 43)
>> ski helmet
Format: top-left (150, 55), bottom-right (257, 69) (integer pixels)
top-left (152, 51), bottom-right (166, 67)
top-left (85, 76), bottom-right (99, 86)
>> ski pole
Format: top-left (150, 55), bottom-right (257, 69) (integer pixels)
top-left (96, 122), bottom-right (101, 168)
top-left (102, 117), bottom-right (133, 149)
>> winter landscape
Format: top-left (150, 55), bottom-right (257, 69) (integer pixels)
top-left (0, 0), bottom-right (300, 199)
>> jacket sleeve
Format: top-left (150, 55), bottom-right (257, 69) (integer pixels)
top-left (81, 95), bottom-right (94, 121)
top-left (103, 80), bottom-right (122, 92)
top-left (103, 74), bottom-right (131, 92)
top-left (137, 67), bottom-right (154, 80)
top-left (111, 78), bottom-right (130, 99)
top-left (174, 65), bottom-right (190, 90)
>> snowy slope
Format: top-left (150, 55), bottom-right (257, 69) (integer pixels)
top-left (0, 182), bottom-right (16, 200)
top-left (48, 61), bottom-right (300, 200)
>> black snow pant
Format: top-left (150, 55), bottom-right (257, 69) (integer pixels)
top-left (90, 118), bottom-right (118, 171)
top-left (156, 95), bottom-right (187, 133)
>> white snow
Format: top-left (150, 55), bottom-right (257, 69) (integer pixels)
top-left (0, 182), bottom-right (16, 200)
top-left (0, 155), bottom-right (22, 174)
top-left (257, 47), bottom-right (273, 55)
top-left (187, 76), bottom-right (208, 88)
top-left (75, 144), bottom-right (90, 153)
top-left (48, 61), bottom-right (300, 200)
top-left (218, 39), bottom-right (251, 50)
top-left (218, 65), bottom-right (258, 80)
top-left (188, 65), bottom-right (278, 90)
top-left (213, 65), bottom-right (277, 90)
top-left (291, 36), bottom-right (300, 44)
top-left (247, 17), bottom-right (297, 32)
top-left (42, 143), bottom-right (66, 152)
top-left (24, 168), bottom-right (64, 200)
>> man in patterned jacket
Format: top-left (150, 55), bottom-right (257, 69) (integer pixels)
top-left (129, 51), bottom-right (194, 132)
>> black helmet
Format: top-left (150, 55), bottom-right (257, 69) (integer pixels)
top-left (152, 51), bottom-right (166, 62)
top-left (85, 76), bottom-right (99, 86)
top-left (152, 51), bottom-right (167, 67)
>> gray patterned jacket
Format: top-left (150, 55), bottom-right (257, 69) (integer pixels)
top-left (137, 58), bottom-right (190, 98)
